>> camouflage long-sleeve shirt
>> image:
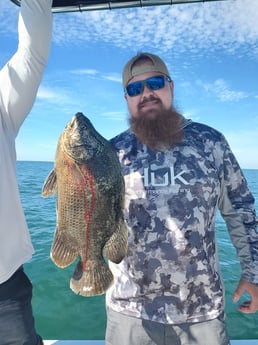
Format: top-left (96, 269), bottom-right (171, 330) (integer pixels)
top-left (106, 118), bottom-right (258, 324)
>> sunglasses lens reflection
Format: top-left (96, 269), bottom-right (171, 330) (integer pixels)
top-left (126, 76), bottom-right (168, 97)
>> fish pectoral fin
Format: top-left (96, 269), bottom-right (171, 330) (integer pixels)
top-left (50, 231), bottom-right (78, 268)
top-left (70, 259), bottom-right (113, 297)
top-left (42, 169), bottom-right (57, 197)
top-left (103, 220), bottom-right (128, 264)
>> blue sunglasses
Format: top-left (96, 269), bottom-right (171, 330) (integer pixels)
top-left (125, 75), bottom-right (171, 97)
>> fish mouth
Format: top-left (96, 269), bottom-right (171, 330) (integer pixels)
top-left (61, 112), bottom-right (106, 162)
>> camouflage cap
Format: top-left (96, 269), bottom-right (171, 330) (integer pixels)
top-left (122, 52), bottom-right (170, 88)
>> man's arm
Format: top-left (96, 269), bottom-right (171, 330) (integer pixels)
top-left (217, 136), bottom-right (258, 313)
top-left (0, 0), bottom-right (53, 134)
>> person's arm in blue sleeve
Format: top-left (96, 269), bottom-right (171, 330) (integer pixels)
top-left (218, 136), bottom-right (258, 313)
top-left (0, 0), bottom-right (53, 135)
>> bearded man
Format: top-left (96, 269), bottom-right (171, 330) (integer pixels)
top-left (105, 52), bottom-right (258, 345)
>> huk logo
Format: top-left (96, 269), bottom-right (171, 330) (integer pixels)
top-left (129, 166), bottom-right (189, 187)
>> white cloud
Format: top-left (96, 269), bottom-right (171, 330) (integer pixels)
top-left (102, 73), bottom-right (121, 83)
top-left (2, 1), bottom-right (258, 61)
top-left (69, 68), bottom-right (98, 75)
top-left (69, 69), bottom-right (121, 83)
top-left (37, 86), bottom-right (59, 100)
top-left (182, 110), bottom-right (200, 122)
top-left (0, 1), bottom-right (18, 35)
top-left (36, 85), bottom-right (75, 110)
top-left (100, 111), bottom-right (125, 121)
top-left (49, 0), bottom-right (258, 60)
top-left (196, 78), bottom-right (249, 102)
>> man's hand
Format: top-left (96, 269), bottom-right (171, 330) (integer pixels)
top-left (233, 279), bottom-right (258, 314)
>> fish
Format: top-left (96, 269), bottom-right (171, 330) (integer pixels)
top-left (42, 112), bottom-right (127, 296)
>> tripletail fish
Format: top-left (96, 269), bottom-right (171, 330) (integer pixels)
top-left (42, 112), bottom-right (127, 296)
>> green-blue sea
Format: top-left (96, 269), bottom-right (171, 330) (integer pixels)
top-left (17, 161), bottom-right (258, 340)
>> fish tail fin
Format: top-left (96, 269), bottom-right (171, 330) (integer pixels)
top-left (70, 259), bottom-right (113, 296)
top-left (103, 220), bottom-right (128, 264)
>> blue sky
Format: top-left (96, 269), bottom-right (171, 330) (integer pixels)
top-left (1, 0), bottom-right (258, 168)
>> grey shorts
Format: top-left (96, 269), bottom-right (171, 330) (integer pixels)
top-left (105, 307), bottom-right (231, 345)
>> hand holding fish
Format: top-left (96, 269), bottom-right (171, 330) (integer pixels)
top-left (233, 279), bottom-right (258, 313)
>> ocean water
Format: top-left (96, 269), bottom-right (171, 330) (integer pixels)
top-left (16, 161), bottom-right (258, 340)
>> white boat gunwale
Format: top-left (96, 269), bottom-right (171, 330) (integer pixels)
top-left (43, 340), bottom-right (258, 345)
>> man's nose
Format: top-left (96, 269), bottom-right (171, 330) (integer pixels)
top-left (141, 84), bottom-right (154, 96)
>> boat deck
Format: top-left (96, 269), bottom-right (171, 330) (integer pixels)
top-left (44, 341), bottom-right (258, 344)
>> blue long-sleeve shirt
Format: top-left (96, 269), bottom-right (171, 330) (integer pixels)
top-left (106, 118), bottom-right (258, 323)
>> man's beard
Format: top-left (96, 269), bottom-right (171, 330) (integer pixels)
top-left (129, 103), bottom-right (184, 151)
